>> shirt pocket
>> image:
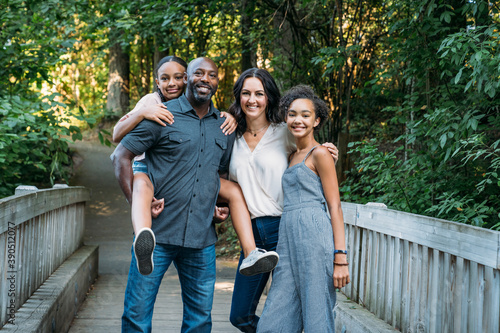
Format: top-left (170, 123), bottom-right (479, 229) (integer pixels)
top-left (166, 132), bottom-right (191, 162)
top-left (212, 137), bottom-right (227, 167)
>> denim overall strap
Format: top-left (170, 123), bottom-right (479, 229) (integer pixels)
top-left (303, 145), bottom-right (320, 162)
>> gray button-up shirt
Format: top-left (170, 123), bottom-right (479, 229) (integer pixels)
top-left (121, 94), bottom-right (235, 248)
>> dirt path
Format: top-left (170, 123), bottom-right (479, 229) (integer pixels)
top-left (69, 140), bottom-right (133, 276)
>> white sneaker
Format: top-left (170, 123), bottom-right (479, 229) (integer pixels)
top-left (133, 228), bottom-right (156, 276)
top-left (239, 248), bottom-right (279, 276)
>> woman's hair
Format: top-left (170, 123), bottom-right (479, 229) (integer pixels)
top-left (228, 68), bottom-right (282, 136)
top-left (280, 85), bottom-right (329, 133)
top-left (155, 55), bottom-right (188, 102)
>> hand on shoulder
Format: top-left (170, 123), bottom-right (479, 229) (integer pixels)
top-left (219, 111), bottom-right (237, 135)
top-left (141, 104), bottom-right (174, 126)
top-left (321, 142), bottom-right (339, 164)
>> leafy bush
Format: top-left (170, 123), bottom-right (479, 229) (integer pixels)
top-left (215, 217), bottom-right (241, 259)
top-left (0, 1), bottom-right (108, 197)
top-left (340, 1), bottom-right (500, 230)
top-left (341, 114), bottom-right (500, 230)
top-left (0, 94), bottom-right (83, 198)
top-left (342, 137), bottom-right (500, 230)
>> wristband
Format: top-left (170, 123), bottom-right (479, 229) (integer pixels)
top-left (334, 249), bottom-right (347, 255)
top-left (334, 262), bottom-right (349, 266)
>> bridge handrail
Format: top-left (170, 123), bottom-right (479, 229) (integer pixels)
top-left (0, 185), bottom-right (90, 327)
top-left (341, 202), bottom-right (500, 333)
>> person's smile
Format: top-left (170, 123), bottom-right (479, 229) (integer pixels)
top-left (166, 88), bottom-right (180, 94)
top-left (290, 123), bottom-right (307, 132)
top-left (196, 83), bottom-right (212, 94)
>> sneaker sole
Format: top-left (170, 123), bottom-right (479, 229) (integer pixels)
top-left (134, 229), bottom-right (155, 276)
top-left (239, 253), bottom-right (279, 276)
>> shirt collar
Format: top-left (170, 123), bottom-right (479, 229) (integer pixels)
top-left (178, 94), bottom-right (219, 119)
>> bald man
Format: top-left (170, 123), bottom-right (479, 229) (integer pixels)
top-left (113, 57), bottom-right (235, 332)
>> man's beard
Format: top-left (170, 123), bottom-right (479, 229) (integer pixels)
top-left (189, 82), bottom-right (215, 104)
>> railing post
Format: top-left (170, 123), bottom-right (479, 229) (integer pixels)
top-left (365, 202), bottom-right (387, 209)
top-left (52, 184), bottom-right (69, 189)
top-left (14, 185), bottom-right (38, 196)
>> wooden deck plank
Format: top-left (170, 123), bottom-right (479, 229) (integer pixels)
top-left (69, 262), bottom-right (263, 332)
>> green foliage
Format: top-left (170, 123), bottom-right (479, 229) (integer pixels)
top-left (343, 115), bottom-right (500, 229)
top-left (0, 95), bottom-right (82, 197)
top-left (0, 0), bottom-right (95, 197)
top-left (439, 25), bottom-right (500, 98)
top-left (340, 0), bottom-right (500, 230)
top-left (437, 133), bottom-right (500, 229)
top-left (215, 218), bottom-right (241, 258)
top-left (0, 0), bottom-right (83, 95)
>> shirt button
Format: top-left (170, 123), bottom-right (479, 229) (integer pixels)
top-left (201, 149), bottom-right (203, 152)
top-left (193, 194), bottom-right (196, 197)
top-left (202, 133), bottom-right (204, 136)
top-left (199, 164), bottom-right (201, 167)
top-left (196, 179), bottom-right (199, 182)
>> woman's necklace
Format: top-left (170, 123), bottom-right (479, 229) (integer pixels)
top-left (246, 124), bottom-right (270, 137)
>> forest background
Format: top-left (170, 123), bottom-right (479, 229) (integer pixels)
top-left (1, 0), bottom-right (499, 244)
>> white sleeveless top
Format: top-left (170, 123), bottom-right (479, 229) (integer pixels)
top-left (229, 123), bottom-right (295, 219)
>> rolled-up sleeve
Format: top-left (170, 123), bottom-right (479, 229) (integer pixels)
top-left (120, 120), bottom-right (160, 156)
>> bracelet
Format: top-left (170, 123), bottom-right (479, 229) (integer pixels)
top-left (334, 249), bottom-right (347, 255)
top-left (334, 262), bottom-right (349, 266)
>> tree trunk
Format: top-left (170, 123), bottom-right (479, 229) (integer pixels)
top-left (107, 42), bottom-right (130, 117)
top-left (153, 37), bottom-right (171, 93)
top-left (240, 0), bottom-right (256, 72)
top-left (138, 39), bottom-right (152, 98)
top-left (272, 3), bottom-right (294, 89)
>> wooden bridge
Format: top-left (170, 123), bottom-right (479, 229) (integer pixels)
top-left (1, 141), bottom-right (499, 332)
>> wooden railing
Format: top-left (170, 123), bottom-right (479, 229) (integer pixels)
top-left (341, 202), bottom-right (500, 333)
top-left (0, 185), bottom-right (90, 327)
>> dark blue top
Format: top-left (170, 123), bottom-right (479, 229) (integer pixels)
top-left (121, 94), bottom-right (235, 248)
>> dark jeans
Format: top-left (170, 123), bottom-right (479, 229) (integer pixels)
top-left (229, 216), bottom-right (281, 333)
top-left (122, 243), bottom-right (216, 333)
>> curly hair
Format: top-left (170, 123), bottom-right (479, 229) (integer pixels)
top-left (279, 85), bottom-right (330, 133)
top-left (227, 68), bottom-right (282, 137)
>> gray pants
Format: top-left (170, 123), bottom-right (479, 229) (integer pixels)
top-left (257, 203), bottom-right (336, 332)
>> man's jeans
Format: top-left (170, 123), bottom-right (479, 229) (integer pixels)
top-left (122, 243), bottom-right (216, 333)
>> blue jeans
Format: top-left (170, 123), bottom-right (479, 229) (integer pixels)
top-left (229, 216), bottom-right (281, 333)
top-left (132, 160), bottom-right (148, 175)
top-left (122, 243), bottom-right (216, 333)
